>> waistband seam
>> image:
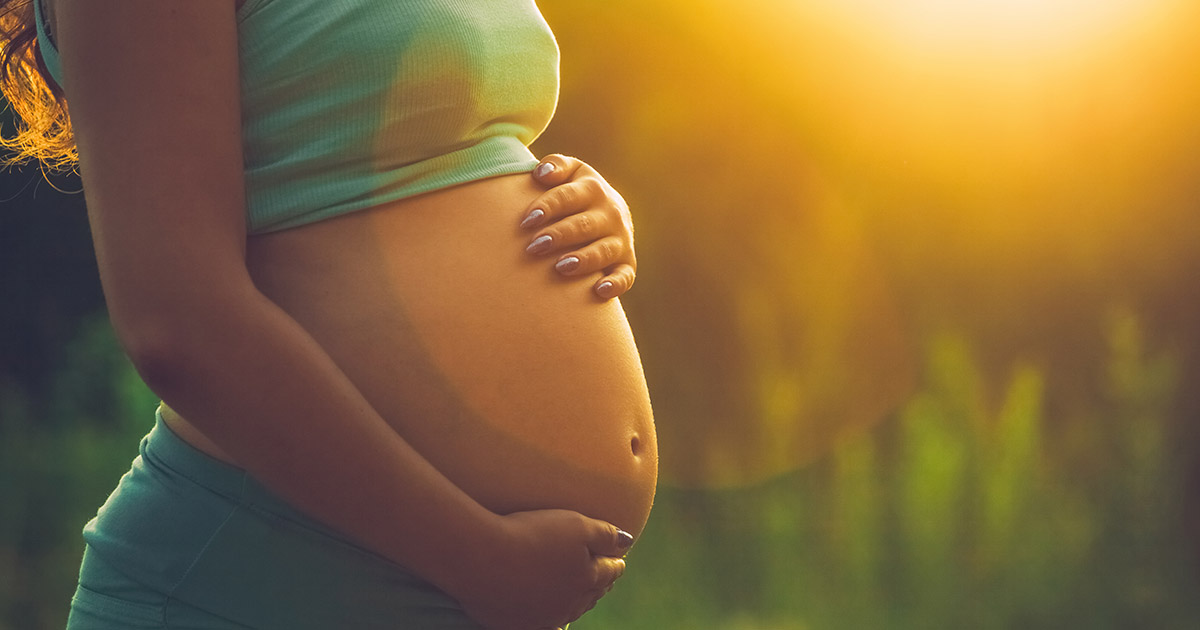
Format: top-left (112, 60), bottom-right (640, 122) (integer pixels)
top-left (147, 407), bottom-right (249, 498)
top-left (145, 407), bottom-right (353, 545)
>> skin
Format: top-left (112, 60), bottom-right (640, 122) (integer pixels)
top-left (49, 1), bottom-right (655, 629)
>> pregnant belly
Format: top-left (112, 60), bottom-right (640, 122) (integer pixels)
top-left (236, 173), bottom-right (658, 536)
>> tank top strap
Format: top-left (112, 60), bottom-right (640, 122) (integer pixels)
top-left (33, 0), bottom-right (65, 88)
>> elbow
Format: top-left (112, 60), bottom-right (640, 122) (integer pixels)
top-left (109, 295), bottom-right (235, 399)
top-left (105, 276), bottom-right (262, 396)
top-left (109, 285), bottom-right (264, 402)
top-left (102, 271), bottom-right (263, 401)
top-left (114, 318), bottom-right (192, 398)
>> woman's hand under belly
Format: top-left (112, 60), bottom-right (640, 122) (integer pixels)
top-left (243, 175), bottom-right (658, 536)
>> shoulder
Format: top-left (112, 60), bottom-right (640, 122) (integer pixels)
top-left (57, 0), bottom-right (250, 292)
top-left (43, 0), bottom-right (250, 32)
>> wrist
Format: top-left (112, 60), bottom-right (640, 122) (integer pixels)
top-left (413, 503), bottom-right (506, 597)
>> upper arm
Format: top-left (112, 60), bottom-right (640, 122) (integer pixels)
top-left (57, 0), bottom-right (251, 347)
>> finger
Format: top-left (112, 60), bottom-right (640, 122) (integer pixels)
top-left (587, 585), bottom-right (610, 601)
top-left (527, 216), bottom-right (625, 260)
top-left (591, 556), bottom-right (627, 593)
top-left (530, 153), bottom-right (592, 187)
top-left (534, 208), bottom-right (619, 252)
top-left (585, 520), bottom-right (635, 558)
top-left (593, 264), bottom-right (636, 299)
top-left (519, 178), bottom-right (611, 230)
top-left (565, 591), bottom-right (604, 626)
top-left (579, 595), bottom-right (602, 619)
top-left (551, 237), bottom-right (628, 277)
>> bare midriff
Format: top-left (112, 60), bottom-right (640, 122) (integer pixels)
top-left (163, 173), bottom-right (658, 537)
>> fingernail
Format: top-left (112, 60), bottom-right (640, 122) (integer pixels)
top-left (520, 208), bottom-right (545, 229)
top-left (534, 162), bottom-right (555, 178)
top-left (555, 256), bottom-right (580, 273)
top-left (616, 529), bottom-right (634, 549)
top-left (596, 281), bottom-right (615, 298)
top-left (526, 234), bottom-right (553, 255)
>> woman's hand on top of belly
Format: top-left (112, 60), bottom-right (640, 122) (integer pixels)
top-left (522, 155), bottom-right (637, 300)
top-left (446, 508), bottom-right (634, 630)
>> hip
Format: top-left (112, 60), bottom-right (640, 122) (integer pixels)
top-left (72, 410), bottom-right (481, 630)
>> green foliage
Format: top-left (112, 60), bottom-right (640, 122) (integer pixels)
top-left (3, 306), bottom-right (1197, 630)
top-left (580, 312), bottom-right (1198, 630)
top-left (5, 3), bottom-right (1199, 629)
top-left (0, 314), bottom-right (157, 630)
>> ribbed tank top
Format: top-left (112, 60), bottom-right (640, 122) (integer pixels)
top-left (34, 0), bottom-right (559, 234)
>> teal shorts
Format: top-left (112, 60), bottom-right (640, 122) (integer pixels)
top-left (66, 409), bottom-right (484, 629)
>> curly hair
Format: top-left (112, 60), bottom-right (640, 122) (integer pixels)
top-left (0, 0), bottom-right (76, 171)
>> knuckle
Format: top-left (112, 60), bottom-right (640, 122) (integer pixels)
top-left (598, 239), bottom-right (618, 261)
top-left (587, 562), bottom-right (602, 582)
top-left (543, 187), bottom-right (569, 211)
top-left (539, 226), bottom-right (561, 244)
top-left (574, 212), bottom-right (594, 237)
top-left (580, 177), bottom-right (605, 198)
top-left (547, 224), bottom-right (571, 245)
top-left (558, 184), bottom-right (583, 208)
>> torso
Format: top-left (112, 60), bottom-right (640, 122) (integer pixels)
top-left (50, 0), bottom-right (657, 534)
top-left (166, 174), bottom-right (659, 536)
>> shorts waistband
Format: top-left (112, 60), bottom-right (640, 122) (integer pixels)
top-left (144, 405), bottom-right (344, 539)
top-left (79, 408), bottom-right (478, 629)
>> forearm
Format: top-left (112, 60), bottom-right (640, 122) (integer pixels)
top-left (121, 281), bottom-right (495, 593)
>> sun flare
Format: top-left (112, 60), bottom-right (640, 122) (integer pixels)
top-left (829, 0), bottom-right (1165, 55)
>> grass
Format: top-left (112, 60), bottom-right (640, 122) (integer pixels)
top-left (1, 308), bottom-right (1197, 629)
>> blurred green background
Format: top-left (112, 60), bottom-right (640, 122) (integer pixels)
top-left (3, 0), bottom-right (1198, 628)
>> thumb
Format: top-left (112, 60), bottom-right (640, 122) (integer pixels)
top-left (584, 520), bottom-right (635, 557)
top-left (531, 154), bottom-right (584, 186)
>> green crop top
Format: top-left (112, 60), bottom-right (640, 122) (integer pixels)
top-left (34, 0), bottom-right (559, 234)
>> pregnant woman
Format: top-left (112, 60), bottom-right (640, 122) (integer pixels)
top-left (1, 0), bottom-right (657, 628)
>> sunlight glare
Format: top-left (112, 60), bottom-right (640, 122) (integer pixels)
top-left (830, 0), bottom-right (1162, 56)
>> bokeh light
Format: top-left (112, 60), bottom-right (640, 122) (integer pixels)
top-left (4, 1), bottom-right (1199, 627)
